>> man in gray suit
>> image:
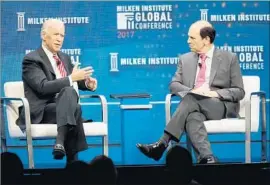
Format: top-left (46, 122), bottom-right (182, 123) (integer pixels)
top-left (137, 20), bottom-right (245, 163)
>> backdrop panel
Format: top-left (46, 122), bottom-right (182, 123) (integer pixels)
top-left (1, 0), bottom-right (269, 168)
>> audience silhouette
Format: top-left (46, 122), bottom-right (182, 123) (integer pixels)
top-left (166, 145), bottom-right (201, 185)
top-left (64, 160), bottom-right (90, 184)
top-left (88, 155), bottom-right (118, 184)
top-left (0, 152), bottom-right (119, 185)
top-left (1, 150), bottom-right (266, 185)
top-left (1, 152), bottom-right (24, 184)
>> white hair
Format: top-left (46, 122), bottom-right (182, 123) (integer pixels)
top-left (40, 19), bottom-right (64, 39)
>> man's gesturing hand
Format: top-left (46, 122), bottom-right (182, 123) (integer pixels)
top-left (71, 63), bottom-right (94, 82)
top-left (85, 77), bottom-right (97, 91)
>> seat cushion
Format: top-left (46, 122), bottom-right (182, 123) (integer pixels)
top-left (202, 76), bottom-right (260, 134)
top-left (9, 122), bottom-right (108, 138)
top-left (4, 81), bottom-right (108, 139)
top-left (204, 119), bottom-right (258, 133)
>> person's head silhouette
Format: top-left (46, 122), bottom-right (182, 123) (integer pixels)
top-left (88, 155), bottom-right (117, 184)
top-left (166, 145), bottom-right (193, 184)
top-left (1, 152), bottom-right (24, 184)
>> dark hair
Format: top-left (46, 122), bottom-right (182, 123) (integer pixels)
top-left (64, 160), bottom-right (89, 184)
top-left (200, 26), bottom-right (216, 43)
top-left (88, 155), bottom-right (118, 184)
top-left (1, 152), bottom-right (24, 184)
top-left (166, 145), bottom-right (193, 184)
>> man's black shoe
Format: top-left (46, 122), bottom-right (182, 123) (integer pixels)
top-left (136, 141), bottom-right (167, 161)
top-left (52, 144), bottom-right (66, 160)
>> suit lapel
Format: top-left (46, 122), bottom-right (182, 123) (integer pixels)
top-left (209, 49), bottom-right (222, 85)
top-left (188, 53), bottom-right (199, 88)
top-left (37, 47), bottom-right (55, 75)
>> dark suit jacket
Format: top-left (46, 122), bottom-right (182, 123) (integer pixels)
top-left (169, 48), bottom-right (245, 118)
top-left (17, 47), bottom-right (89, 130)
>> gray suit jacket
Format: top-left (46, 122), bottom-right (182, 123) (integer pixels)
top-left (169, 48), bottom-right (245, 118)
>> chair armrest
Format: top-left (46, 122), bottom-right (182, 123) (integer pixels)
top-left (250, 91), bottom-right (266, 98)
top-left (250, 91), bottom-right (267, 162)
top-left (0, 97), bottom-right (32, 135)
top-left (250, 91), bottom-right (267, 132)
top-left (165, 94), bottom-right (173, 124)
top-left (250, 91), bottom-right (267, 129)
top-left (79, 94), bottom-right (108, 124)
top-left (1, 97), bottom-right (34, 168)
top-left (165, 93), bottom-right (180, 124)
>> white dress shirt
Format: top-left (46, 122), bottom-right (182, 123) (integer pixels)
top-left (194, 45), bottom-right (215, 90)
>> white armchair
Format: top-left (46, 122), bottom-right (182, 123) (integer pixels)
top-left (165, 76), bottom-right (267, 163)
top-left (1, 81), bottom-right (108, 169)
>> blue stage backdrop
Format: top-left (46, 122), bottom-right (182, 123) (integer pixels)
top-left (1, 1), bottom-right (269, 168)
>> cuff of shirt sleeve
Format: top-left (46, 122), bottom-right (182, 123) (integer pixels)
top-left (216, 91), bottom-right (222, 99)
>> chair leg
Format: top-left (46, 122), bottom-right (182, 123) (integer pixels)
top-left (261, 97), bottom-right (267, 162)
top-left (103, 135), bottom-right (108, 156)
top-left (1, 102), bottom-right (7, 153)
top-left (1, 137), bottom-right (7, 152)
top-left (1, 124), bottom-right (7, 152)
top-left (26, 136), bottom-right (35, 169)
top-left (245, 134), bottom-right (251, 163)
top-left (245, 121), bottom-right (251, 163)
top-left (245, 101), bottom-right (251, 163)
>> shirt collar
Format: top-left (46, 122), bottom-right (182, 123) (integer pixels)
top-left (42, 44), bottom-right (56, 59)
top-left (205, 45), bottom-right (215, 59)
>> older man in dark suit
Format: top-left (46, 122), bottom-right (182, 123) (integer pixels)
top-left (137, 20), bottom-right (245, 163)
top-left (18, 19), bottom-right (97, 163)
